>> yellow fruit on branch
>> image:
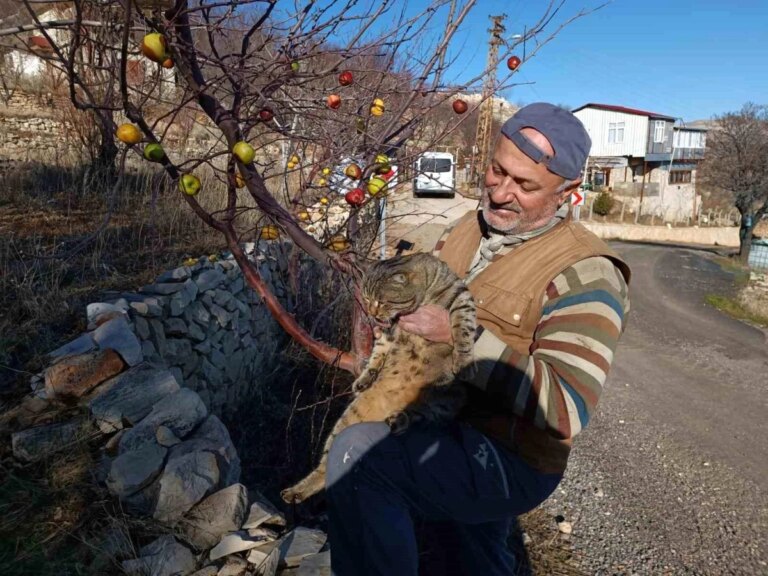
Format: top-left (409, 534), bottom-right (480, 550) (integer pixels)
top-left (116, 123), bottom-right (141, 145)
top-left (287, 161), bottom-right (296, 170)
top-left (260, 225), bottom-right (280, 240)
top-left (141, 33), bottom-right (168, 63)
top-left (374, 153), bottom-right (391, 174)
top-left (318, 177), bottom-right (327, 186)
top-left (373, 98), bottom-right (385, 108)
top-left (320, 197), bottom-right (329, 205)
top-left (329, 235), bottom-right (350, 252)
top-left (322, 167), bottom-right (331, 176)
top-left (290, 155), bottom-right (300, 164)
top-left (298, 211), bottom-right (310, 221)
top-left (367, 176), bottom-right (388, 196)
top-left (370, 105), bottom-right (384, 117)
top-left (235, 173), bottom-right (246, 189)
top-left (232, 141), bottom-right (255, 164)
top-left (143, 143), bottom-right (165, 162)
top-left (183, 257), bottom-right (198, 267)
top-left (178, 173), bottom-right (201, 196)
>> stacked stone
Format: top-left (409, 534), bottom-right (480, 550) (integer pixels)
top-left (103, 243), bottom-right (290, 415)
top-left (8, 240), bottom-right (332, 575)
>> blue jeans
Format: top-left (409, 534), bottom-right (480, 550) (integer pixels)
top-left (325, 422), bottom-right (562, 576)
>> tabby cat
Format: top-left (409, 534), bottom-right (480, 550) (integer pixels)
top-left (281, 253), bottom-right (476, 503)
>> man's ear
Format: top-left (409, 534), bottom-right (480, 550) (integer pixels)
top-left (557, 178), bottom-right (581, 205)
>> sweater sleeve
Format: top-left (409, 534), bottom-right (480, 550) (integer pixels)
top-left (460, 256), bottom-right (630, 439)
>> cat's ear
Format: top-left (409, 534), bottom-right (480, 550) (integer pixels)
top-left (391, 273), bottom-right (408, 284)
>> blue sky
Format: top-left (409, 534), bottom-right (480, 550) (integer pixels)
top-left (440, 0), bottom-right (768, 122)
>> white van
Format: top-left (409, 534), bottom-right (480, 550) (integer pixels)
top-left (413, 152), bottom-right (455, 198)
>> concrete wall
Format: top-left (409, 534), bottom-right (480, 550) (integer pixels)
top-left (582, 221), bottom-right (739, 247)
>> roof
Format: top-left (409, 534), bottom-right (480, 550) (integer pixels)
top-left (572, 103), bottom-right (676, 121)
top-left (27, 35), bottom-right (53, 51)
top-left (674, 124), bottom-right (709, 132)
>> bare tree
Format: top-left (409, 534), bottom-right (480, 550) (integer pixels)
top-left (4, 0), bottom-right (601, 374)
top-left (699, 103), bottom-right (768, 262)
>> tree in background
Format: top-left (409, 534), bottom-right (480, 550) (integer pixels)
top-left (5, 0), bottom-right (597, 373)
top-left (699, 103), bottom-right (768, 262)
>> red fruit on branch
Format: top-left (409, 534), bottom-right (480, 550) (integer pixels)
top-left (259, 108), bottom-right (274, 122)
top-left (338, 71), bottom-right (353, 86)
top-left (452, 99), bottom-right (468, 114)
top-left (327, 94), bottom-right (342, 109)
top-left (345, 188), bottom-right (365, 206)
top-left (507, 55), bottom-right (521, 71)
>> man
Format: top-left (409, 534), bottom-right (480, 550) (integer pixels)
top-left (325, 103), bottom-right (631, 575)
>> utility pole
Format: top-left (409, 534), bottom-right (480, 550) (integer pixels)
top-left (470, 14), bottom-right (506, 189)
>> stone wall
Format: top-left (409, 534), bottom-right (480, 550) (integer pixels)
top-left (7, 240), bottom-right (332, 574)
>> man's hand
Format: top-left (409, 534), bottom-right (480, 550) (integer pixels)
top-left (398, 304), bottom-right (453, 344)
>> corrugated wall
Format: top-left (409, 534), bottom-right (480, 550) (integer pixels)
top-left (574, 108), bottom-right (648, 157)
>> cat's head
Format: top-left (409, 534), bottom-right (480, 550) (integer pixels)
top-left (361, 255), bottom-right (428, 326)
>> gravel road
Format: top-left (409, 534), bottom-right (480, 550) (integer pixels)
top-left (540, 243), bottom-right (767, 575)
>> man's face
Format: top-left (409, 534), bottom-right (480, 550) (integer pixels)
top-left (481, 128), bottom-right (577, 233)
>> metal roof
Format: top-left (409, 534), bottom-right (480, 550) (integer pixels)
top-left (572, 103), bottom-right (676, 121)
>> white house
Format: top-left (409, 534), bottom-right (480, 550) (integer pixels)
top-left (573, 103), bottom-right (707, 221)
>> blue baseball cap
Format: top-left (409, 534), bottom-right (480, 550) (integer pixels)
top-left (500, 102), bottom-right (591, 180)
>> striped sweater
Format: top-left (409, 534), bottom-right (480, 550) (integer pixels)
top-left (434, 231), bottom-right (631, 440)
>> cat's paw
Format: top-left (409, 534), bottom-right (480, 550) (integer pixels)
top-left (452, 350), bottom-right (473, 375)
top-left (280, 486), bottom-right (306, 504)
top-left (386, 411), bottom-right (411, 435)
top-left (352, 370), bottom-right (376, 394)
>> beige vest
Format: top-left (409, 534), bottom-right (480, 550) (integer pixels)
top-left (439, 211), bottom-right (631, 473)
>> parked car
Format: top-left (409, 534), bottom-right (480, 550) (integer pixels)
top-left (413, 152), bottom-right (455, 198)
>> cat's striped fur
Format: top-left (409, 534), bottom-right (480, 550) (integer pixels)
top-left (281, 253), bottom-right (476, 503)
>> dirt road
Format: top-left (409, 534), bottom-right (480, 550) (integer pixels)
top-left (544, 243), bottom-right (767, 575)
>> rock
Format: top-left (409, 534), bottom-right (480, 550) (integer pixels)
top-left (170, 280), bottom-right (199, 317)
top-left (207, 302), bottom-right (231, 328)
top-left (45, 349), bottom-right (126, 401)
top-left (11, 419), bottom-right (83, 462)
top-left (107, 442), bottom-right (167, 498)
top-left (140, 282), bottom-right (187, 295)
top-left (246, 526), bottom-right (280, 541)
top-left (89, 365), bottom-right (180, 433)
top-left (170, 415), bottom-right (240, 487)
top-left (122, 476), bottom-right (161, 516)
top-left (189, 322), bottom-right (206, 342)
top-left (46, 333), bottom-right (96, 362)
top-left (154, 451), bottom-right (220, 524)
top-left (296, 550), bottom-right (331, 575)
top-left (93, 316), bottom-right (143, 366)
top-left (149, 319), bottom-right (168, 357)
top-left (188, 302), bottom-right (211, 326)
top-left (181, 483), bottom-right (248, 550)
top-left (218, 556), bottom-right (248, 576)
top-left (87, 302), bottom-right (127, 328)
top-left (122, 535), bottom-right (196, 576)
top-left (557, 520), bottom-right (573, 535)
top-left (279, 528), bottom-right (327, 568)
top-left (247, 540), bottom-right (281, 574)
top-left (119, 388), bottom-right (207, 454)
top-left (195, 269), bottom-right (226, 293)
top-left (209, 531), bottom-right (272, 561)
top-left (157, 266), bottom-right (192, 283)
top-left (166, 338), bottom-right (194, 365)
top-left (129, 297), bottom-right (163, 317)
top-left (157, 425), bottom-right (181, 447)
top-left (242, 492), bottom-right (283, 530)
top-left (164, 318), bottom-right (189, 337)
top-left (201, 359), bottom-right (223, 387)
top-left (134, 316), bottom-right (151, 340)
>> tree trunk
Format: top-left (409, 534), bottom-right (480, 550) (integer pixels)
top-left (94, 112), bottom-right (118, 184)
top-left (738, 215), bottom-right (753, 263)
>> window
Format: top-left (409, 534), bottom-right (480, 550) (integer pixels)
top-left (669, 170), bottom-right (692, 184)
top-left (420, 158), bottom-right (452, 173)
top-left (608, 122), bottom-right (625, 143)
top-left (654, 120), bottom-right (666, 143)
top-left (673, 130), bottom-right (706, 149)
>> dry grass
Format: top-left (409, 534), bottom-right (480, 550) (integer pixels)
top-left (0, 159), bottom-right (272, 395)
top-left (0, 415), bottom-right (144, 575)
